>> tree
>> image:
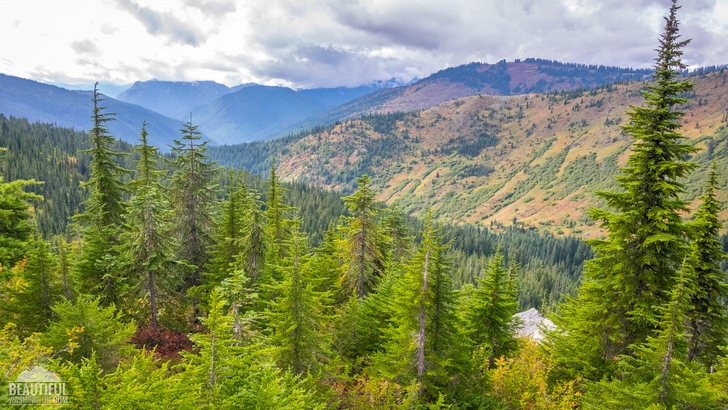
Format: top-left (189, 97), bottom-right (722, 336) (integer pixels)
top-left (684, 163), bottom-right (727, 368)
top-left (372, 213), bottom-right (460, 402)
top-left (266, 158), bottom-right (294, 262)
top-left (341, 175), bottom-right (387, 299)
top-left (0, 148), bottom-right (41, 270)
top-left (1, 236), bottom-right (60, 336)
top-left (43, 296), bottom-right (136, 372)
top-left (170, 119), bottom-right (217, 292)
top-left (268, 220), bottom-right (328, 374)
top-left (549, 0), bottom-right (697, 379)
top-left (74, 84), bottom-right (128, 305)
top-left (463, 247), bottom-right (518, 370)
top-left (207, 169), bottom-right (250, 288)
top-left (121, 122), bottom-right (181, 331)
top-left (239, 190), bottom-right (267, 285)
top-left (583, 265), bottom-right (722, 408)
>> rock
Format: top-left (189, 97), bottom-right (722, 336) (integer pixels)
top-left (513, 308), bottom-right (555, 341)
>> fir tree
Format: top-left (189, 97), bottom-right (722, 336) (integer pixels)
top-left (170, 118), bottom-right (217, 292)
top-left (373, 213), bottom-right (460, 401)
top-left (266, 158), bottom-right (294, 263)
top-left (684, 163), bottom-right (727, 367)
top-left (550, 0), bottom-right (697, 379)
top-left (463, 247), bottom-right (518, 369)
top-left (268, 219), bottom-right (328, 374)
top-left (207, 169), bottom-right (249, 287)
top-left (341, 175), bottom-right (387, 299)
top-left (239, 190), bottom-right (267, 285)
top-left (2, 236), bottom-right (60, 336)
top-left (74, 85), bottom-right (128, 305)
top-left (0, 172), bottom-right (40, 270)
top-left (121, 122), bottom-right (180, 331)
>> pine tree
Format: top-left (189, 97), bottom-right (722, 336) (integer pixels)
top-left (341, 175), bottom-right (387, 299)
top-left (239, 190), bottom-right (267, 285)
top-left (74, 84), bottom-right (129, 305)
top-left (684, 163), bottom-right (727, 367)
top-left (121, 122), bottom-right (180, 331)
top-left (463, 247), bottom-right (518, 369)
top-left (170, 119), bottom-right (217, 292)
top-left (549, 0), bottom-right (697, 379)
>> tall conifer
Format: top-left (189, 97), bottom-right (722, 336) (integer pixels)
top-left (550, 0), bottom-right (697, 379)
top-left (684, 163), bottom-right (727, 367)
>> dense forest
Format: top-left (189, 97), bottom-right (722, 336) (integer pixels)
top-left (1, 1), bottom-right (727, 408)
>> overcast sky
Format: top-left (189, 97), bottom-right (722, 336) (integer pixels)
top-left (2, 0), bottom-right (727, 90)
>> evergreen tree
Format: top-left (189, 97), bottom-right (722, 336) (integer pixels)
top-left (207, 169), bottom-right (249, 287)
top-left (239, 190), bottom-right (267, 285)
top-left (463, 247), bottom-right (518, 369)
top-left (684, 163), bottom-right (727, 367)
top-left (268, 219), bottom-right (328, 374)
top-left (341, 175), bottom-right (387, 299)
top-left (266, 158), bottom-right (294, 262)
top-left (170, 119), bottom-right (217, 292)
top-left (0, 176), bottom-right (40, 270)
top-left (372, 213), bottom-right (460, 401)
top-left (549, 0), bottom-right (697, 379)
top-left (74, 85), bottom-right (128, 305)
top-left (1, 236), bottom-right (60, 336)
top-left (121, 122), bottom-right (180, 331)
top-left (584, 265), bottom-right (722, 408)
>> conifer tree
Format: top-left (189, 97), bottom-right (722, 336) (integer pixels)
top-left (373, 213), bottom-right (459, 400)
top-left (239, 190), bottom-right (267, 285)
top-left (121, 123), bottom-right (180, 331)
top-left (266, 158), bottom-right (294, 262)
top-left (684, 163), bottom-right (727, 367)
top-left (268, 219), bottom-right (328, 374)
top-left (584, 264), bottom-right (721, 408)
top-left (463, 247), bottom-right (518, 369)
top-left (2, 236), bottom-right (60, 335)
top-left (170, 119), bottom-right (217, 292)
top-left (74, 84), bottom-right (128, 305)
top-left (341, 175), bottom-right (387, 299)
top-left (207, 169), bottom-right (250, 287)
top-left (550, 0), bottom-right (697, 378)
top-left (0, 173), bottom-right (40, 270)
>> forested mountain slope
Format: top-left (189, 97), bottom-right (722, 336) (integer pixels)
top-left (209, 70), bottom-right (728, 236)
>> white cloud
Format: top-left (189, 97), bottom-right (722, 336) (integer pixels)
top-left (0, 0), bottom-right (726, 88)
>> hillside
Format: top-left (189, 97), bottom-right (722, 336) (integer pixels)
top-left (209, 70), bottom-right (728, 236)
top-left (0, 74), bottom-right (188, 148)
top-left (315, 59), bottom-right (653, 123)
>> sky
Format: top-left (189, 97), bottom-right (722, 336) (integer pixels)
top-left (2, 0), bottom-right (727, 92)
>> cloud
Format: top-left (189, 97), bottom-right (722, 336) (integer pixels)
top-left (3, 0), bottom-right (728, 89)
top-left (113, 0), bottom-right (207, 46)
top-left (71, 39), bottom-right (101, 56)
top-left (183, 0), bottom-right (236, 17)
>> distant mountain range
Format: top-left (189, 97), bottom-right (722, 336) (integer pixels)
top-left (1, 59), bottom-right (655, 147)
top-left (0, 74), bottom-right (186, 149)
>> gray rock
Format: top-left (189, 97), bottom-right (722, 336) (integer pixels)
top-left (513, 308), bottom-right (555, 341)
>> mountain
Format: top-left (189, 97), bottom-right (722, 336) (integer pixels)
top-left (116, 80), bottom-right (380, 144)
top-left (316, 59), bottom-right (653, 123)
top-left (116, 79), bottom-right (241, 119)
top-left (190, 85), bottom-right (331, 144)
top-left (208, 69), bottom-right (728, 236)
top-left (0, 74), bottom-right (187, 148)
